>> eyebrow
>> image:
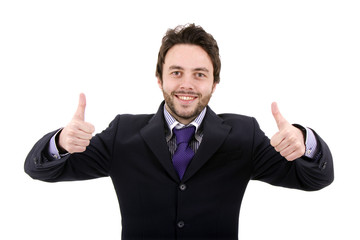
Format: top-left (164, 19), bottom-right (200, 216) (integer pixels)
top-left (169, 65), bottom-right (184, 70)
top-left (193, 67), bottom-right (210, 73)
top-left (169, 65), bottom-right (210, 73)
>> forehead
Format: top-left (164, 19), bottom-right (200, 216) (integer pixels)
top-left (164, 44), bottom-right (213, 72)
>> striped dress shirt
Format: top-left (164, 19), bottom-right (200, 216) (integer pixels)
top-left (163, 106), bottom-right (206, 157)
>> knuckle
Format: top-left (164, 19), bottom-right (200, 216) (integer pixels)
top-left (283, 128), bottom-right (290, 136)
top-left (81, 140), bottom-right (90, 147)
top-left (270, 136), bottom-right (279, 147)
top-left (71, 146), bottom-right (85, 153)
top-left (67, 147), bottom-right (75, 154)
top-left (288, 133), bottom-right (297, 142)
top-left (68, 138), bottom-right (76, 145)
top-left (287, 157), bottom-right (295, 161)
top-left (69, 121), bottom-right (77, 128)
top-left (67, 129), bottom-right (76, 136)
top-left (79, 146), bottom-right (86, 152)
top-left (88, 124), bottom-right (95, 133)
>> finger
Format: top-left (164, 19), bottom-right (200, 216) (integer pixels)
top-left (274, 140), bottom-right (289, 153)
top-left (62, 133), bottom-right (92, 153)
top-left (283, 150), bottom-right (302, 161)
top-left (71, 138), bottom-right (91, 148)
top-left (270, 132), bottom-right (283, 147)
top-left (70, 130), bottom-right (93, 141)
top-left (59, 134), bottom-right (90, 154)
top-left (271, 102), bottom-right (288, 130)
top-left (277, 141), bottom-right (305, 161)
top-left (67, 145), bottom-right (87, 154)
top-left (69, 120), bottom-right (95, 135)
top-left (278, 144), bottom-right (295, 157)
top-left (77, 121), bottom-right (95, 135)
top-left (73, 93), bottom-right (86, 121)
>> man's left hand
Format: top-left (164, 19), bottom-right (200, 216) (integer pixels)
top-left (270, 102), bottom-right (305, 161)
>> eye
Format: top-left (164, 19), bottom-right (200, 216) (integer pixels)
top-left (171, 71), bottom-right (182, 77)
top-left (195, 72), bottom-right (206, 78)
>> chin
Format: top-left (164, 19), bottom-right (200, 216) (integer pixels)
top-left (175, 109), bottom-right (196, 119)
top-left (175, 105), bottom-right (204, 120)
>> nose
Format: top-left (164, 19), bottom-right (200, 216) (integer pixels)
top-left (179, 74), bottom-right (194, 91)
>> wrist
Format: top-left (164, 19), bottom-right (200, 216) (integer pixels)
top-left (292, 124), bottom-right (306, 141)
top-left (56, 129), bottom-right (68, 154)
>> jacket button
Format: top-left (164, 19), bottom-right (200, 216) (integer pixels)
top-left (320, 161), bottom-right (327, 170)
top-left (179, 184), bottom-right (187, 191)
top-left (177, 221), bottom-right (185, 228)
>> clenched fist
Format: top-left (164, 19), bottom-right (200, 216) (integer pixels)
top-left (270, 102), bottom-right (305, 161)
top-left (58, 93), bottom-right (95, 154)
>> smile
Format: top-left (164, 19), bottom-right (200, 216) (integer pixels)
top-left (178, 96), bottom-right (196, 101)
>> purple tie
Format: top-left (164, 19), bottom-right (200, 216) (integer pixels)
top-left (172, 126), bottom-right (196, 180)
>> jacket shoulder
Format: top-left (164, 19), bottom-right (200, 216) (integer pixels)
top-left (216, 113), bottom-right (255, 124)
top-left (111, 113), bottom-right (155, 126)
top-left (105, 113), bottom-right (157, 136)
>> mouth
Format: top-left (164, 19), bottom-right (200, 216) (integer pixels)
top-left (175, 94), bottom-right (198, 103)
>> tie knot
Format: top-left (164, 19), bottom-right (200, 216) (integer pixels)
top-left (173, 126), bottom-right (196, 144)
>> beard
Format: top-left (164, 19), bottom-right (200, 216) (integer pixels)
top-left (162, 89), bottom-right (212, 122)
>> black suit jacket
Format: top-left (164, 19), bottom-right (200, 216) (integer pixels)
top-left (25, 102), bottom-right (334, 240)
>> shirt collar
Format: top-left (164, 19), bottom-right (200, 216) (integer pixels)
top-left (164, 105), bottom-right (206, 141)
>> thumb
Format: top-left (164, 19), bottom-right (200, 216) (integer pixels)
top-left (73, 93), bottom-right (86, 121)
top-left (271, 102), bottom-right (288, 130)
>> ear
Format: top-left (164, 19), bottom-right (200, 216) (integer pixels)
top-left (211, 83), bottom-right (218, 94)
top-left (157, 77), bottom-right (163, 90)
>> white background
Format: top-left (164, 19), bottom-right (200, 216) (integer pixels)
top-left (1, 0), bottom-right (359, 239)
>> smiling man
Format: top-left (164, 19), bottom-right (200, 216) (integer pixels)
top-left (159, 44), bottom-right (216, 125)
top-left (25, 24), bottom-right (334, 240)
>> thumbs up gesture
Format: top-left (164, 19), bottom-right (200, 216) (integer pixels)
top-left (58, 93), bottom-right (95, 154)
top-left (270, 102), bottom-right (305, 161)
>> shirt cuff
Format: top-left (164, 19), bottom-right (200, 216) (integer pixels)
top-left (48, 129), bottom-right (69, 160)
top-left (304, 127), bottom-right (317, 158)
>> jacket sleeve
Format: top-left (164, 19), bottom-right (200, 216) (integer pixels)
top-left (24, 116), bottom-right (120, 182)
top-left (250, 118), bottom-right (334, 191)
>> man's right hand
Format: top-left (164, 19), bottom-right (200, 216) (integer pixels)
top-left (58, 93), bottom-right (95, 154)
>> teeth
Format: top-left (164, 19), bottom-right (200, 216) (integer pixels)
top-left (179, 96), bottom-right (195, 101)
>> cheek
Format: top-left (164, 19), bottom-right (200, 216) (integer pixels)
top-left (161, 83), bottom-right (171, 93)
top-left (161, 80), bottom-right (178, 93)
top-left (199, 85), bottom-right (215, 96)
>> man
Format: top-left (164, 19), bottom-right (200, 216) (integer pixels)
top-left (25, 24), bottom-right (334, 240)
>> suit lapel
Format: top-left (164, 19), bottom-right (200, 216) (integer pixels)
top-left (140, 102), bottom-right (179, 182)
top-left (182, 107), bottom-right (232, 182)
top-left (140, 103), bottom-right (232, 183)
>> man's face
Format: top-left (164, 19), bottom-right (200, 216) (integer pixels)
top-left (158, 44), bottom-right (217, 125)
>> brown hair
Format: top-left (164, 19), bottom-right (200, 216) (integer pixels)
top-left (156, 23), bottom-right (221, 84)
